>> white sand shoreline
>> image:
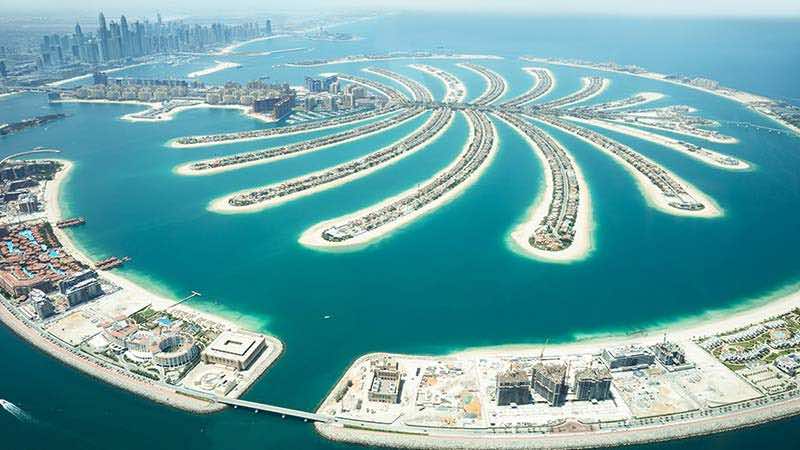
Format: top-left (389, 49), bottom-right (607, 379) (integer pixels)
top-left (455, 63), bottom-right (509, 106)
top-left (531, 115), bottom-right (723, 219)
top-left (285, 53), bottom-right (504, 68)
top-left (567, 116), bottom-right (750, 171)
top-left (595, 91), bottom-right (665, 110)
top-left (607, 117), bottom-right (739, 144)
top-left (493, 114), bottom-right (594, 263)
top-left (214, 34), bottom-right (289, 55)
top-left (522, 57), bottom-right (800, 137)
top-left (409, 64), bottom-right (467, 103)
top-left (299, 112), bottom-right (498, 250)
top-left (0, 159), bottom-right (286, 412)
top-left (45, 61), bottom-right (156, 87)
top-left (168, 108), bottom-right (398, 149)
top-left (52, 98), bottom-right (276, 124)
top-left (187, 60), bottom-right (242, 78)
top-left (362, 67), bottom-right (434, 102)
top-left (208, 110), bottom-right (454, 214)
top-left (175, 109), bottom-right (425, 176)
top-left (546, 76), bottom-right (610, 108)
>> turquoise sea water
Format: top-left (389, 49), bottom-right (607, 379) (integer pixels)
top-left (1, 13), bottom-right (800, 450)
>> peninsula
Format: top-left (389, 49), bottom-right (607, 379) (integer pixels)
top-left (0, 158), bottom-right (282, 413)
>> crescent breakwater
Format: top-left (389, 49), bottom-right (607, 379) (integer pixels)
top-left (533, 114), bottom-right (722, 218)
top-left (299, 109), bottom-right (497, 249)
top-left (280, 52), bottom-right (504, 67)
top-left (522, 56), bottom-right (800, 137)
top-left (210, 108), bottom-right (455, 213)
top-left (176, 107), bottom-right (425, 175)
top-left (456, 62), bottom-right (508, 106)
top-left (494, 111), bottom-right (592, 262)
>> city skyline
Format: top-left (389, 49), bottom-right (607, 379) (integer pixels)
top-left (3, 0), bottom-right (800, 17)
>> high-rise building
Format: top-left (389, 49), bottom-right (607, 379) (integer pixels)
top-left (495, 367), bottom-right (532, 406)
top-left (574, 366), bottom-right (612, 401)
top-left (265, 19), bottom-right (272, 35)
top-left (531, 362), bottom-right (568, 406)
top-left (98, 12), bottom-right (111, 61)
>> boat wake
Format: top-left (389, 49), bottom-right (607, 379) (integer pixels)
top-left (0, 399), bottom-right (36, 424)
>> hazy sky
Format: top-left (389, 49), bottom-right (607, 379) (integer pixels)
top-left (4, 0), bottom-right (800, 17)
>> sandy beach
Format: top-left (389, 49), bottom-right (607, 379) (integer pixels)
top-left (408, 64), bottom-right (467, 103)
top-left (567, 116), bottom-right (750, 170)
top-left (607, 117), bottom-right (739, 144)
top-left (550, 76), bottom-right (610, 108)
top-left (456, 63), bottom-right (509, 105)
top-left (493, 114), bottom-right (594, 263)
top-left (208, 110), bottom-right (454, 214)
top-left (598, 91), bottom-right (665, 110)
top-left (522, 56), bottom-right (800, 137)
top-left (0, 159), bottom-right (285, 412)
top-left (0, 91), bottom-right (21, 100)
top-left (299, 113), bottom-right (499, 250)
top-left (175, 110), bottom-right (425, 176)
top-left (363, 67), bottom-right (434, 101)
top-left (284, 53), bottom-right (504, 68)
top-left (45, 61), bottom-right (156, 87)
top-left (530, 115), bottom-right (723, 218)
top-left (187, 61), bottom-right (242, 78)
top-left (169, 108), bottom-right (399, 149)
top-left (0, 160), bottom-right (223, 413)
top-left (214, 34), bottom-right (289, 55)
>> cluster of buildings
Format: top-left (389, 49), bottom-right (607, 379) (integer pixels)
top-left (204, 80), bottom-right (294, 109)
top-left (321, 109), bottom-right (494, 243)
top-left (194, 105), bottom-right (416, 174)
top-left (174, 103), bottom-right (395, 147)
top-left (498, 112), bottom-right (580, 252)
top-left (537, 76), bottom-right (605, 109)
top-left (230, 107), bottom-right (447, 207)
top-left (492, 341), bottom-right (688, 408)
top-left (701, 312), bottom-right (800, 384)
top-left (500, 68), bottom-right (553, 108)
top-left (39, 12), bottom-right (272, 68)
top-left (0, 221), bottom-right (102, 314)
top-left (0, 160), bottom-right (59, 220)
top-left (536, 115), bottom-right (705, 212)
top-left (0, 113), bottom-right (66, 137)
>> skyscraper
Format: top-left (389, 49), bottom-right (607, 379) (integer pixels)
top-left (265, 19), bottom-right (272, 35)
top-left (120, 15), bottom-right (131, 58)
top-left (98, 12), bottom-right (110, 62)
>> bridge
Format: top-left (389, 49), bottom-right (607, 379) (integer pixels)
top-left (175, 387), bottom-right (334, 423)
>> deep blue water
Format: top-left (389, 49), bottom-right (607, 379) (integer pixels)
top-left (1, 12), bottom-right (799, 450)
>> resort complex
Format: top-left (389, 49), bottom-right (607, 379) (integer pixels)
top-left (0, 160), bottom-right (282, 412)
top-left (315, 306), bottom-right (800, 449)
top-left (2, 16), bottom-right (800, 449)
top-left (165, 57), bottom-right (756, 260)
